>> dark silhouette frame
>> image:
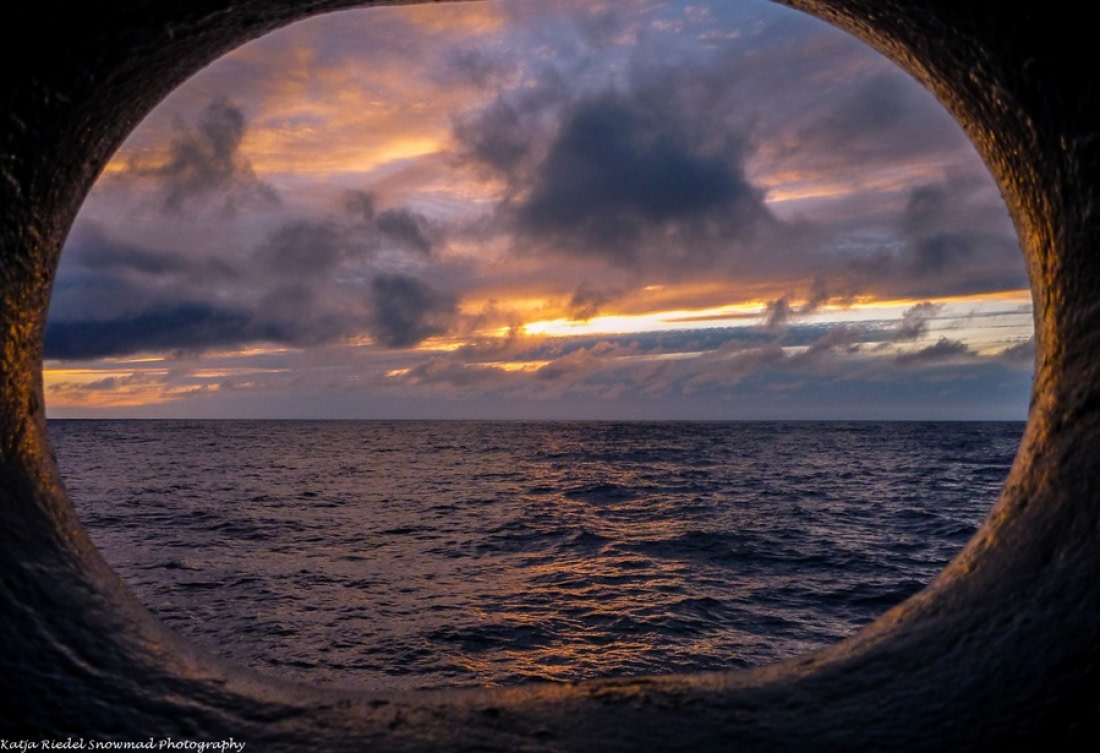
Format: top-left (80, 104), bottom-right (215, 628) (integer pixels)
top-left (1, 1), bottom-right (1097, 748)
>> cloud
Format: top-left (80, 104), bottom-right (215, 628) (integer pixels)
top-left (568, 283), bottom-right (619, 321)
top-left (254, 220), bottom-right (349, 275)
top-left (342, 190), bottom-right (377, 222)
top-left (452, 44), bottom-right (797, 287)
top-left (997, 337), bottom-right (1036, 363)
top-left (909, 232), bottom-right (974, 276)
top-left (898, 183), bottom-right (1018, 283)
top-left (51, 158), bottom-right (458, 358)
top-left (377, 321), bottom-right (874, 402)
top-left (892, 302), bottom-right (942, 342)
top-left (883, 181), bottom-right (1025, 299)
top-left (789, 72), bottom-right (966, 168)
top-left (895, 337), bottom-right (973, 365)
top-left (136, 98), bottom-right (280, 215)
top-left (535, 340), bottom-right (634, 382)
top-left (801, 277), bottom-right (830, 314)
top-left (431, 46), bottom-right (517, 90)
top-left (445, 17), bottom-right (1025, 312)
top-left (50, 222), bottom-right (242, 324)
top-left (789, 325), bottom-right (864, 367)
top-left (367, 273), bottom-right (459, 348)
top-left (453, 72), bottom-right (568, 176)
top-left (763, 297), bottom-right (792, 331)
top-left (45, 303), bottom-right (264, 359)
top-left (50, 208), bottom-right (457, 359)
top-left (70, 228), bottom-right (190, 276)
top-left (376, 208), bottom-right (435, 256)
top-left (47, 0), bottom-right (1034, 421)
top-left (400, 357), bottom-right (511, 388)
top-left (759, 278), bottom-right (834, 333)
top-left (510, 91), bottom-right (772, 268)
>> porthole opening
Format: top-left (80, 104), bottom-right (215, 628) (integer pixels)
top-left (44, 0), bottom-right (1034, 690)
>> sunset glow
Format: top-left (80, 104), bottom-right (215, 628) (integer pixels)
top-left (45, 0), bottom-right (1034, 419)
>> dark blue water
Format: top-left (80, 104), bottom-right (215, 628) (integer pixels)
top-left (49, 420), bottom-right (1022, 689)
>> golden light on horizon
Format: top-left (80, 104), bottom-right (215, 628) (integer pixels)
top-left (49, 0), bottom-right (1035, 418)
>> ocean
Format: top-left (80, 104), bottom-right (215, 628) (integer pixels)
top-left (48, 419), bottom-right (1022, 690)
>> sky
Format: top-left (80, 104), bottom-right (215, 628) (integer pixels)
top-left (43, 0), bottom-right (1035, 420)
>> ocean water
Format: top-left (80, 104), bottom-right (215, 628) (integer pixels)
top-left (48, 419), bottom-right (1022, 690)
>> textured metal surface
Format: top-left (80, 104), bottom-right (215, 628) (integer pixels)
top-left (2, 1), bottom-right (1098, 748)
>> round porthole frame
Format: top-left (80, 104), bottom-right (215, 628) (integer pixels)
top-left (1, 1), bottom-right (1098, 749)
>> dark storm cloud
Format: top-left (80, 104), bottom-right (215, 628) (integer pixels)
top-left (50, 196), bottom-right (455, 359)
top-left (252, 282), bottom-right (362, 347)
top-left (71, 228), bottom-right (189, 276)
top-left (255, 220), bottom-right (348, 275)
top-left (60, 222), bottom-right (239, 283)
top-left (252, 208), bottom-right (438, 284)
top-left (453, 73), bottom-right (568, 176)
top-left (899, 184), bottom-right (1011, 281)
top-left (45, 303), bottom-right (270, 359)
top-left (451, 35), bottom-right (788, 277)
top-left (677, 27), bottom-right (1025, 302)
top-left (816, 178), bottom-right (1026, 304)
top-left (903, 184), bottom-right (949, 236)
top-left (367, 274), bottom-right (459, 349)
top-left (49, 222), bottom-right (242, 324)
top-left (855, 180), bottom-right (1024, 300)
top-left (511, 91), bottom-right (770, 267)
top-left (338, 191), bottom-right (439, 258)
top-left (448, 19), bottom-right (1025, 304)
top-left (139, 98), bottom-right (279, 214)
top-left (910, 233), bottom-right (973, 276)
top-left (376, 208), bottom-right (434, 256)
